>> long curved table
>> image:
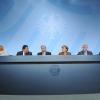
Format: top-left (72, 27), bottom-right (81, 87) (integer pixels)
top-left (0, 55), bottom-right (100, 95)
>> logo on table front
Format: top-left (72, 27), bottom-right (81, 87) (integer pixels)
top-left (49, 65), bottom-right (61, 76)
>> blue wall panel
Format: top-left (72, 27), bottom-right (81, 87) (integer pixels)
top-left (0, 0), bottom-right (100, 55)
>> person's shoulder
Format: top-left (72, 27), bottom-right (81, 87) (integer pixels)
top-left (46, 51), bottom-right (51, 53)
top-left (77, 51), bottom-right (83, 55)
top-left (59, 52), bottom-right (63, 55)
top-left (46, 51), bottom-right (51, 55)
top-left (37, 52), bottom-right (42, 55)
top-left (29, 52), bottom-right (32, 55)
top-left (87, 50), bottom-right (93, 54)
top-left (16, 51), bottom-right (23, 55)
top-left (88, 50), bottom-right (92, 53)
top-left (67, 52), bottom-right (71, 55)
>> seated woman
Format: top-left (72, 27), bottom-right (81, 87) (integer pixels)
top-left (59, 45), bottom-right (71, 55)
top-left (0, 45), bottom-right (8, 56)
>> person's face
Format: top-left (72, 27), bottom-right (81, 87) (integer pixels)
top-left (82, 44), bottom-right (88, 51)
top-left (0, 47), bottom-right (4, 52)
top-left (23, 47), bottom-right (29, 53)
top-left (41, 47), bottom-right (46, 52)
top-left (62, 47), bottom-right (67, 52)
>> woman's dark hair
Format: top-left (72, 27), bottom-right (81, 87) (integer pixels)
top-left (62, 45), bottom-right (69, 51)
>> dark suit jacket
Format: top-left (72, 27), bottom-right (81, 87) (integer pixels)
top-left (59, 52), bottom-right (71, 55)
top-left (16, 51), bottom-right (32, 56)
top-left (37, 51), bottom-right (51, 55)
top-left (77, 50), bottom-right (93, 55)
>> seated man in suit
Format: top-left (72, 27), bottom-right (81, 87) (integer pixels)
top-left (0, 45), bottom-right (8, 56)
top-left (17, 45), bottom-right (32, 56)
top-left (77, 44), bottom-right (93, 55)
top-left (59, 45), bottom-right (71, 55)
top-left (37, 45), bottom-right (51, 55)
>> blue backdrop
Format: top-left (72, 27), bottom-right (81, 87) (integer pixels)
top-left (0, 0), bottom-right (100, 55)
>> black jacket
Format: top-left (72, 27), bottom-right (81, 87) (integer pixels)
top-left (16, 51), bottom-right (32, 56)
top-left (77, 50), bottom-right (93, 55)
top-left (37, 51), bottom-right (51, 55)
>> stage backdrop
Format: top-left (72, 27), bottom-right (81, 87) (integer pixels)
top-left (0, 0), bottom-right (100, 55)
